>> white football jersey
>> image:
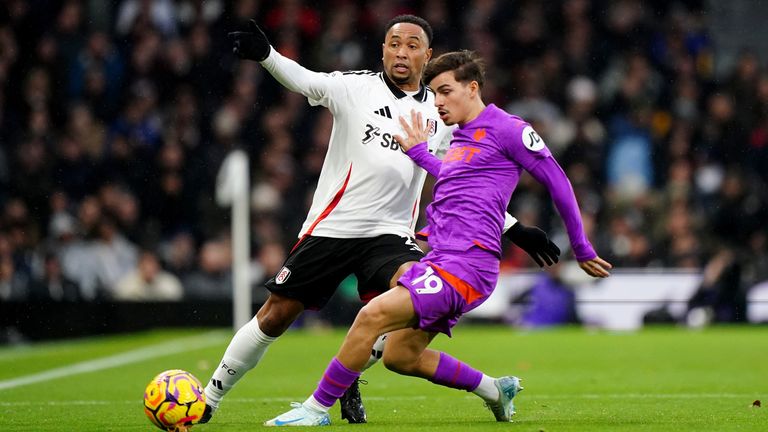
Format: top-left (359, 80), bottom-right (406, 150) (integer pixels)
top-left (261, 50), bottom-right (454, 239)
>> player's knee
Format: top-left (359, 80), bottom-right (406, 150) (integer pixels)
top-left (381, 341), bottom-right (420, 375)
top-left (382, 350), bottom-right (418, 375)
top-left (355, 302), bottom-right (386, 328)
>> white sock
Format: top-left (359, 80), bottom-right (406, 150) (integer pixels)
top-left (303, 395), bottom-right (331, 413)
top-left (362, 333), bottom-right (388, 371)
top-left (472, 375), bottom-right (500, 401)
top-left (204, 317), bottom-right (277, 408)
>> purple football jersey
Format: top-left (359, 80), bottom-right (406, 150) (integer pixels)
top-left (423, 104), bottom-right (549, 256)
top-left (414, 103), bottom-right (596, 262)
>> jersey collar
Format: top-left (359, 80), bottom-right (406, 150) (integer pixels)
top-left (380, 72), bottom-right (428, 102)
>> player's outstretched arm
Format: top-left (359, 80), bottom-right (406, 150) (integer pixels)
top-left (527, 157), bottom-right (612, 277)
top-left (228, 19), bottom-right (339, 104)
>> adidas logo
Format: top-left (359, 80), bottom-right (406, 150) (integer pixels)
top-left (374, 106), bottom-right (392, 118)
top-left (211, 379), bottom-right (223, 390)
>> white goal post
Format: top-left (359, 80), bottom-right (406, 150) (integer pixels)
top-left (215, 150), bottom-right (251, 331)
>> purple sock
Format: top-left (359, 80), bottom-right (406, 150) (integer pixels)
top-left (430, 352), bottom-right (483, 391)
top-left (312, 357), bottom-right (361, 408)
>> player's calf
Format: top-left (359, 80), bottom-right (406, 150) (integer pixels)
top-left (340, 333), bottom-right (386, 423)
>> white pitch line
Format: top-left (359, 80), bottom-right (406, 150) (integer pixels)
top-left (0, 332), bottom-right (224, 391)
top-left (510, 393), bottom-right (763, 400)
top-left (0, 393), bottom-right (759, 407)
top-left (232, 394), bottom-right (762, 402)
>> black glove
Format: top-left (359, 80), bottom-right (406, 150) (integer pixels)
top-left (504, 222), bottom-right (561, 267)
top-left (227, 19), bottom-right (271, 61)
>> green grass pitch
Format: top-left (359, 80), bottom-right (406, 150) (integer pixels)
top-left (0, 326), bottom-right (765, 431)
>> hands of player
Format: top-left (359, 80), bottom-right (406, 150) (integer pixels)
top-left (504, 222), bottom-right (561, 267)
top-left (394, 109), bottom-right (430, 152)
top-left (578, 256), bottom-right (612, 278)
top-left (227, 19), bottom-right (271, 61)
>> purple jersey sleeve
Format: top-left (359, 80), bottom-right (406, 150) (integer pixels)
top-left (528, 157), bottom-right (597, 261)
top-left (405, 142), bottom-right (441, 177)
top-left (502, 123), bottom-right (552, 166)
top-left (503, 120), bottom-right (596, 261)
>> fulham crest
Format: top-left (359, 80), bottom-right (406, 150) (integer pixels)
top-left (522, 125), bottom-right (545, 152)
top-left (426, 119), bottom-right (437, 137)
top-left (275, 266), bottom-right (291, 284)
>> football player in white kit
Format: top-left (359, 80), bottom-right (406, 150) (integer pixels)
top-left (200, 14), bottom-right (560, 425)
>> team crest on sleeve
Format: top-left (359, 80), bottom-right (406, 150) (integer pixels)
top-left (275, 266), bottom-right (291, 284)
top-left (522, 125), bottom-right (546, 151)
top-left (426, 119), bottom-right (437, 137)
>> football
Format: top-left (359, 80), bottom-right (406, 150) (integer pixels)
top-left (143, 369), bottom-right (207, 431)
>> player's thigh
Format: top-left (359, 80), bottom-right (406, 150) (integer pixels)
top-left (389, 260), bottom-right (417, 288)
top-left (354, 285), bottom-right (419, 334)
top-left (264, 236), bottom-right (358, 310)
top-left (355, 235), bottom-right (424, 301)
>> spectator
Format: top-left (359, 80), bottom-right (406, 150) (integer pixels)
top-left (116, 0), bottom-right (178, 37)
top-left (91, 216), bottom-right (139, 298)
top-left (183, 239), bottom-right (233, 300)
top-left (0, 230), bottom-right (29, 301)
top-left (158, 230), bottom-right (197, 279)
top-left (113, 249), bottom-right (183, 301)
top-left (28, 252), bottom-right (81, 302)
top-left (506, 263), bottom-right (581, 327)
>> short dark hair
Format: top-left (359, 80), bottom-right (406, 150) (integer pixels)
top-left (384, 14), bottom-right (433, 46)
top-left (423, 50), bottom-right (486, 88)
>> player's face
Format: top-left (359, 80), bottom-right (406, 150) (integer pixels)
top-left (382, 23), bottom-right (432, 91)
top-left (430, 71), bottom-right (479, 126)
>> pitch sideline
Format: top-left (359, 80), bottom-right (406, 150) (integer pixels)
top-left (0, 331), bottom-right (224, 391)
top-left (0, 393), bottom-right (756, 406)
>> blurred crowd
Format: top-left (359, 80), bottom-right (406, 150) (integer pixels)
top-left (0, 0), bottom-right (766, 315)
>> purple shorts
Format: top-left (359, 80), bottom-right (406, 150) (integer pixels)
top-left (398, 248), bottom-right (499, 336)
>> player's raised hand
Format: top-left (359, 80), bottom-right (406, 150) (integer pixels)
top-left (504, 222), bottom-right (560, 267)
top-left (578, 256), bottom-right (612, 278)
top-left (394, 109), bottom-right (430, 152)
top-left (227, 19), bottom-right (271, 61)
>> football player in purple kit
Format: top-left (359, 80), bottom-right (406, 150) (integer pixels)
top-left (263, 50), bottom-right (612, 427)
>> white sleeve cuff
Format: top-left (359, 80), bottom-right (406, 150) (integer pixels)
top-left (503, 213), bottom-right (518, 233)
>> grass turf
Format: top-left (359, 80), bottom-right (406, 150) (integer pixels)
top-left (0, 326), bottom-right (765, 431)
